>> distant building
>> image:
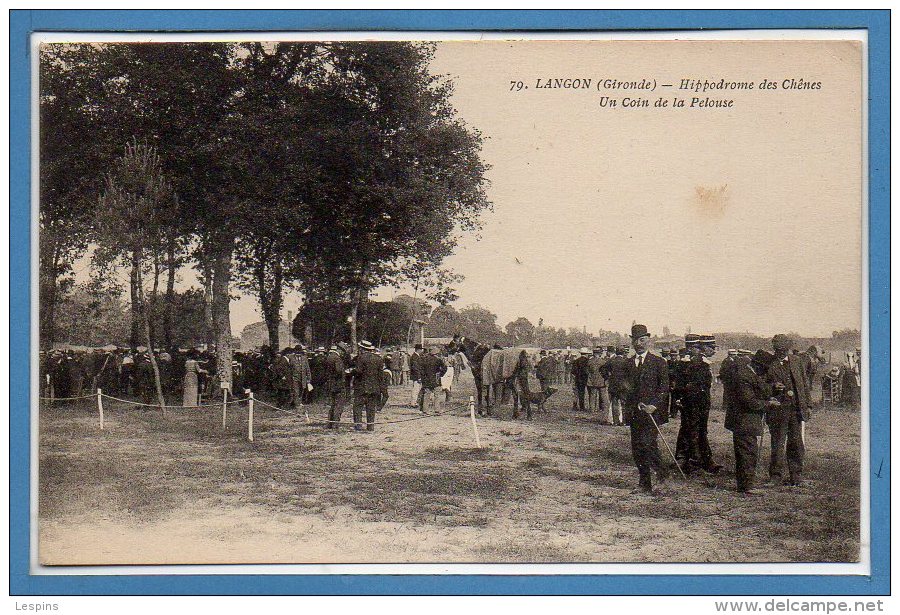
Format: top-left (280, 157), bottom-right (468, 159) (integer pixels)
top-left (240, 321), bottom-right (298, 351)
top-left (424, 337), bottom-right (453, 348)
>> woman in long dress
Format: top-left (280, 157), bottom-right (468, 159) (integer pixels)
top-left (182, 354), bottom-right (206, 407)
top-left (440, 356), bottom-right (455, 403)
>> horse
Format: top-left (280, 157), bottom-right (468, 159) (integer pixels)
top-left (458, 337), bottom-right (492, 413)
top-left (475, 343), bottom-right (557, 419)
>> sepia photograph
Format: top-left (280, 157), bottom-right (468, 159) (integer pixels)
top-left (35, 34), bottom-right (865, 568)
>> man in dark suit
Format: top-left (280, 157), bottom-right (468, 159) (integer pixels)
top-left (408, 343), bottom-right (424, 408)
top-left (570, 348), bottom-right (591, 411)
top-left (417, 347), bottom-right (447, 413)
top-left (725, 350), bottom-right (777, 494)
top-left (324, 345), bottom-right (348, 429)
top-left (271, 350), bottom-right (294, 408)
top-left (676, 342), bottom-right (721, 475)
top-left (351, 340), bottom-right (386, 431)
top-left (624, 324), bottom-right (671, 494)
top-left (535, 350), bottom-right (556, 395)
top-left (586, 347), bottom-right (609, 419)
top-left (603, 347), bottom-right (630, 425)
top-left (766, 334), bottom-right (813, 486)
top-left (666, 348), bottom-right (682, 419)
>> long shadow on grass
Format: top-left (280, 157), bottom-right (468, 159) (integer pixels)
top-left (325, 467), bottom-right (529, 526)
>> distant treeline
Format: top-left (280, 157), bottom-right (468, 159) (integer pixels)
top-left (55, 282), bottom-right (860, 360)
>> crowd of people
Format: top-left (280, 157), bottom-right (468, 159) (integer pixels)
top-left (39, 341), bottom-right (465, 431)
top-left (40, 326), bottom-right (859, 496)
top-left (532, 325), bottom-right (841, 495)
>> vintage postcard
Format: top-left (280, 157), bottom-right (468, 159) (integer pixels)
top-left (34, 32), bottom-right (866, 572)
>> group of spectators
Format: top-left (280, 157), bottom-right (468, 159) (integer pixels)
top-left (40, 340), bottom-right (469, 429)
top-left (531, 329), bottom-right (853, 494)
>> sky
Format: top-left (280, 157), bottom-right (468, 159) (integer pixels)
top-left (80, 39), bottom-right (865, 339)
top-left (367, 39), bottom-right (861, 339)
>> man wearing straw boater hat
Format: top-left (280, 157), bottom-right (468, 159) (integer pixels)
top-left (351, 340), bottom-right (385, 432)
top-left (624, 324), bottom-right (671, 494)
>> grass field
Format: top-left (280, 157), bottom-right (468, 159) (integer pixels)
top-left (38, 373), bottom-right (861, 565)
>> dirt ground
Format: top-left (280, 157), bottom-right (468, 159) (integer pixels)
top-left (38, 373), bottom-right (860, 565)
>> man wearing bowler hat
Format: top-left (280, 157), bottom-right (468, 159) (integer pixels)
top-left (624, 324), bottom-right (671, 493)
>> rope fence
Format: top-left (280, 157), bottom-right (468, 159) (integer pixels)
top-left (39, 389), bottom-right (484, 448)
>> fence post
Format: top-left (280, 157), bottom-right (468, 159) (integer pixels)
top-left (222, 386), bottom-right (228, 430)
top-left (468, 395), bottom-right (481, 449)
top-left (97, 388), bottom-right (104, 431)
top-left (248, 390), bottom-right (254, 442)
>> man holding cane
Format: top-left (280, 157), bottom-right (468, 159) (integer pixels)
top-left (624, 324), bottom-right (672, 494)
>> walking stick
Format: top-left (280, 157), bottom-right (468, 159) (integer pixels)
top-left (643, 403), bottom-right (687, 479)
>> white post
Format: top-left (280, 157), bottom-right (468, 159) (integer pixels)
top-left (97, 388), bottom-right (104, 431)
top-left (248, 391), bottom-right (254, 442)
top-left (468, 395), bottom-right (481, 449)
top-left (222, 387), bottom-right (228, 430)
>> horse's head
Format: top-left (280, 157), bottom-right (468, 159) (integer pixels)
top-left (460, 337), bottom-right (489, 363)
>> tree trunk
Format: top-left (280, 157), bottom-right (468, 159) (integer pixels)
top-left (134, 250), bottom-right (166, 410)
top-left (129, 252), bottom-right (141, 349)
top-left (211, 239), bottom-right (234, 391)
top-left (40, 242), bottom-right (61, 349)
top-left (202, 260), bottom-right (215, 351)
top-left (163, 237), bottom-right (177, 350)
top-left (349, 288), bottom-right (360, 353)
top-left (254, 245), bottom-right (284, 353)
top-left (301, 286), bottom-right (314, 347)
top-left (149, 250), bottom-right (161, 348)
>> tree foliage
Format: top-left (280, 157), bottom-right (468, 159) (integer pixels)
top-left (40, 41), bottom-right (492, 366)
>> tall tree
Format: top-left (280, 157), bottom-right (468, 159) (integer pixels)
top-left (39, 42), bottom-right (238, 371)
top-left (228, 43), bottom-right (325, 351)
top-left (295, 42), bottom-right (491, 350)
top-left (92, 42), bottom-right (239, 386)
top-left (95, 140), bottom-right (176, 408)
top-left (505, 317), bottom-right (536, 345)
top-left (459, 304), bottom-right (505, 345)
top-left (39, 45), bottom-right (109, 348)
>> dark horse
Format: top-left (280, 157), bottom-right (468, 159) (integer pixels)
top-left (459, 337), bottom-right (493, 414)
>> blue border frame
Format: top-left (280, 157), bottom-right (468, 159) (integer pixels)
top-left (10, 9), bottom-right (889, 596)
